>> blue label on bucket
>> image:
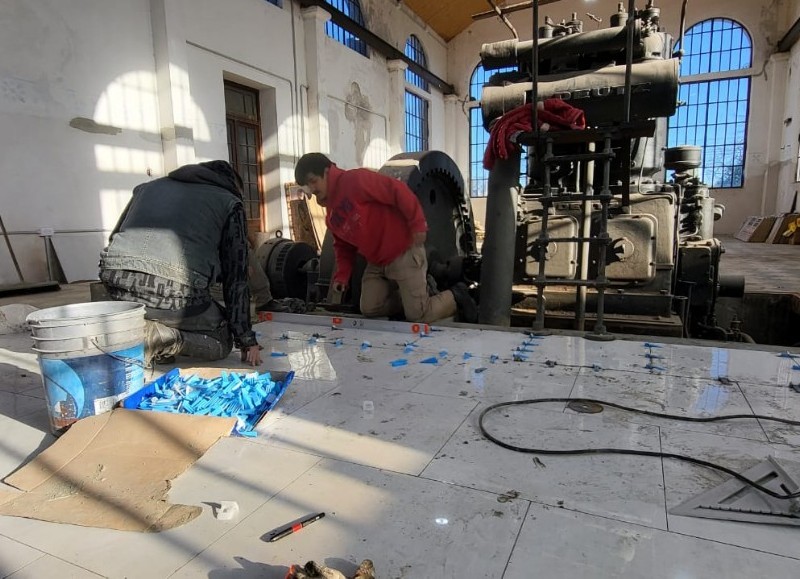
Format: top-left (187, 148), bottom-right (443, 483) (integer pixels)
top-left (39, 344), bottom-right (145, 431)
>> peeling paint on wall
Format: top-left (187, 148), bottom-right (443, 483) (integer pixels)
top-left (69, 117), bottom-right (121, 135)
top-left (345, 82), bottom-right (373, 166)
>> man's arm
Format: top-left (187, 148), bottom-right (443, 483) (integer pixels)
top-left (219, 205), bottom-right (258, 350)
top-left (332, 235), bottom-right (357, 285)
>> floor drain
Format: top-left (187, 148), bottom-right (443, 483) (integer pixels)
top-left (567, 400), bottom-right (604, 414)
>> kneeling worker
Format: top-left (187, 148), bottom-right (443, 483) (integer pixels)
top-left (99, 160), bottom-right (261, 366)
top-left (294, 153), bottom-right (477, 324)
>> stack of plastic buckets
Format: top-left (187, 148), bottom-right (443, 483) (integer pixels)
top-left (26, 301), bottom-right (146, 435)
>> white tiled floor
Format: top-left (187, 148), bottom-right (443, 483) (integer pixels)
top-left (1, 315), bottom-right (800, 577)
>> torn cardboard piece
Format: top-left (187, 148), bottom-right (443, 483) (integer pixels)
top-left (0, 408), bottom-right (235, 532)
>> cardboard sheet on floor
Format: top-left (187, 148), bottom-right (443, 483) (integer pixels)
top-left (0, 408), bottom-right (235, 532)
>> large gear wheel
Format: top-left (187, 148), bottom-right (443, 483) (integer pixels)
top-left (379, 151), bottom-right (477, 261)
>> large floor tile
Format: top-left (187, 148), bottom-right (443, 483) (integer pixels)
top-left (422, 403), bottom-right (668, 529)
top-left (0, 392), bottom-right (47, 422)
top-left (503, 502), bottom-right (800, 579)
top-left (412, 356), bottom-right (577, 401)
top-left (661, 428), bottom-right (800, 559)
top-left (0, 534), bottom-right (43, 577)
top-left (0, 415), bottom-right (54, 480)
top-left (739, 382), bottom-right (800, 446)
top-left (5, 555), bottom-right (102, 578)
top-left (172, 459), bottom-right (528, 579)
top-left (405, 327), bottom-right (534, 358)
top-left (571, 368), bottom-right (768, 441)
top-left (658, 344), bottom-right (795, 385)
top-left (253, 383), bottom-right (477, 475)
top-left (0, 440), bottom-right (320, 579)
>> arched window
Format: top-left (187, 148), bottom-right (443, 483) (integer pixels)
top-left (469, 64), bottom-right (527, 197)
top-left (324, 0), bottom-right (368, 57)
top-left (405, 35), bottom-right (429, 91)
top-left (405, 35), bottom-right (429, 152)
top-left (667, 19), bottom-right (752, 188)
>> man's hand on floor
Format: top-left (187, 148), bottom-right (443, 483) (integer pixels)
top-left (242, 344), bottom-right (262, 366)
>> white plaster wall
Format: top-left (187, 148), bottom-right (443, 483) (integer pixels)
top-left (318, 0), bottom-right (448, 169)
top-left (181, 0), bottom-right (302, 237)
top-left (776, 0), bottom-right (800, 213)
top-left (0, 0), bottom-right (161, 284)
top-left (448, 0), bottom-right (795, 234)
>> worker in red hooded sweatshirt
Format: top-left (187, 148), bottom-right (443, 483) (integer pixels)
top-left (294, 153), bottom-right (477, 324)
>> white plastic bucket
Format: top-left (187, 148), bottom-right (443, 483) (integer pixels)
top-left (26, 301), bottom-right (146, 434)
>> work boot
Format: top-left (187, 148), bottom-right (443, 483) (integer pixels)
top-left (143, 320), bottom-right (183, 366)
top-left (302, 561), bottom-right (347, 579)
top-left (451, 283), bottom-right (478, 323)
top-left (352, 559), bottom-right (375, 579)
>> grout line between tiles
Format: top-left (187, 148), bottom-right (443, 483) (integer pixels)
top-left (735, 380), bottom-right (772, 442)
top-left (0, 547), bottom-right (46, 579)
top-left (416, 400), bottom-right (480, 475)
top-left (167, 455), bottom-right (325, 578)
top-left (662, 528), bottom-right (800, 562)
top-left (500, 500), bottom-right (532, 579)
top-left (658, 425), bottom-right (669, 532)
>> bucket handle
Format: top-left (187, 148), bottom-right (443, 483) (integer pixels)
top-left (90, 338), bottom-right (152, 371)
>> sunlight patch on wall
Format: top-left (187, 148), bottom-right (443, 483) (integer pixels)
top-left (94, 145), bottom-right (163, 175)
top-left (94, 71), bottom-right (159, 133)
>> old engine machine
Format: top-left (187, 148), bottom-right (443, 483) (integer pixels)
top-left (260, 1), bottom-right (747, 341)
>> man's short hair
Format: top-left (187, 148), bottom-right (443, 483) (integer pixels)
top-left (295, 153), bottom-right (333, 185)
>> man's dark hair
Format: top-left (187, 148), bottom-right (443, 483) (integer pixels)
top-left (295, 153), bottom-right (333, 185)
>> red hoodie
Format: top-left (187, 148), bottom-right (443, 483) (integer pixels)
top-left (325, 165), bottom-right (427, 284)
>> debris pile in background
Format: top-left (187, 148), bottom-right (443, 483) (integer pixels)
top-left (127, 369), bottom-right (293, 436)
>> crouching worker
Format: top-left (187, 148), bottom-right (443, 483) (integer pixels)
top-left (99, 160), bottom-right (262, 367)
top-left (294, 153), bottom-right (477, 324)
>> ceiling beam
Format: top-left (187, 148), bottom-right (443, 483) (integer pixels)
top-left (299, 0), bottom-right (455, 95)
top-left (778, 16), bottom-right (800, 52)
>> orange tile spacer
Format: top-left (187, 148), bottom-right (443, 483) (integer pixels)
top-left (257, 311), bottom-right (273, 322)
top-left (332, 317), bottom-right (343, 325)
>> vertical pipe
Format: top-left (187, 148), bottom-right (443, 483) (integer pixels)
top-left (533, 138), bottom-right (553, 331)
top-left (624, 0), bottom-right (636, 123)
top-left (479, 154), bottom-right (520, 327)
top-left (576, 142), bottom-right (595, 331)
top-left (532, 0), bottom-right (539, 137)
top-left (593, 136), bottom-right (613, 335)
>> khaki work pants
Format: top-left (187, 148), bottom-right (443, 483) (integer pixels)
top-left (360, 245), bottom-right (456, 323)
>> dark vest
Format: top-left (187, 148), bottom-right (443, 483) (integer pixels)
top-left (100, 176), bottom-right (240, 290)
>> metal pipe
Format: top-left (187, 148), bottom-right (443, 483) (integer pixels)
top-left (473, 0), bottom-right (561, 21)
top-left (480, 24), bottom-right (640, 70)
top-left (576, 142), bottom-right (595, 331)
top-left (624, 0), bottom-right (636, 123)
top-left (486, 0), bottom-right (519, 39)
top-left (0, 215), bottom-right (24, 282)
top-left (593, 136), bottom-right (614, 335)
top-left (479, 154), bottom-right (520, 327)
top-left (533, 138), bottom-right (553, 331)
top-left (532, 0), bottom-right (539, 140)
